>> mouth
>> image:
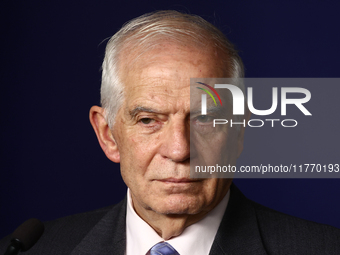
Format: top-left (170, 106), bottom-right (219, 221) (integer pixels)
top-left (158, 178), bottom-right (202, 183)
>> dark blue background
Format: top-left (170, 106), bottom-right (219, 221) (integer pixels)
top-left (1, 0), bottom-right (340, 238)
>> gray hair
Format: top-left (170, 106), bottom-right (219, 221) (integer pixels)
top-left (100, 10), bottom-right (244, 128)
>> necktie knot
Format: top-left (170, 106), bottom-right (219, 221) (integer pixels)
top-left (149, 242), bottom-right (180, 255)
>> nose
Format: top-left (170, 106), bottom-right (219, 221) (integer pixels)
top-left (160, 119), bottom-right (190, 162)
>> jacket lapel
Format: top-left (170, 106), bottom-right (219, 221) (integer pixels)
top-left (209, 184), bottom-right (268, 255)
top-left (71, 198), bottom-right (127, 255)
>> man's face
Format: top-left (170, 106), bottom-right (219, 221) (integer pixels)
top-left (111, 43), bottom-right (240, 216)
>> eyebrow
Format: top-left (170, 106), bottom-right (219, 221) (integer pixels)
top-left (130, 106), bottom-right (224, 118)
top-left (129, 106), bottom-right (159, 118)
top-left (190, 106), bottom-right (224, 116)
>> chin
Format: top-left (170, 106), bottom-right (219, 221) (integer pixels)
top-left (151, 194), bottom-right (204, 215)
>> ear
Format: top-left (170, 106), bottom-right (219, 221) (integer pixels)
top-left (237, 106), bottom-right (251, 158)
top-left (89, 106), bottom-right (120, 163)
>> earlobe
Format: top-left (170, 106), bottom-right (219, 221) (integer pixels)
top-left (89, 106), bottom-right (120, 163)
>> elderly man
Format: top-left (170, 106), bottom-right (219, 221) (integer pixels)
top-left (1, 10), bottom-right (340, 255)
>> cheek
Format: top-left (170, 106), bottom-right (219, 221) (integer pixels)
top-left (124, 134), bottom-right (157, 160)
top-left (202, 178), bottom-right (230, 201)
top-left (118, 131), bottom-right (162, 180)
top-left (213, 128), bottom-right (239, 157)
top-left (202, 179), bottom-right (219, 196)
top-left (196, 132), bottom-right (234, 163)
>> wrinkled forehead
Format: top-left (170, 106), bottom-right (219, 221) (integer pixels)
top-left (116, 42), bottom-right (232, 116)
top-left (118, 39), bottom-right (231, 84)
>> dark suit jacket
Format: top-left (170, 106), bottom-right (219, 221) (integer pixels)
top-left (1, 184), bottom-right (339, 254)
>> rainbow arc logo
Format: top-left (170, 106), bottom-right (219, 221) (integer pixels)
top-left (196, 82), bottom-right (222, 106)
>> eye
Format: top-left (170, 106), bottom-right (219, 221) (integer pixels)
top-left (139, 118), bottom-right (154, 124)
top-left (196, 115), bottom-right (213, 123)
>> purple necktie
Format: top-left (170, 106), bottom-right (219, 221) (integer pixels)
top-left (148, 242), bottom-right (180, 255)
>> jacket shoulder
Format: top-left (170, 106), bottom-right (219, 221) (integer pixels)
top-left (252, 201), bottom-right (340, 254)
top-left (0, 200), bottom-right (125, 255)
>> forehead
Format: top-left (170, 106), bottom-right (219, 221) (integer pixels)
top-left (119, 43), bottom-right (229, 107)
top-left (119, 43), bottom-right (230, 85)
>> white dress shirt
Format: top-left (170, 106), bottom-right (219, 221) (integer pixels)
top-left (126, 188), bottom-right (230, 255)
